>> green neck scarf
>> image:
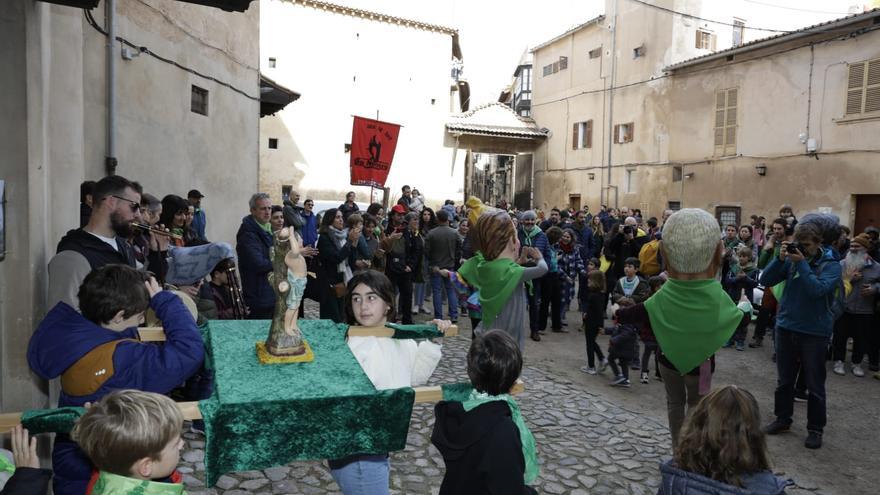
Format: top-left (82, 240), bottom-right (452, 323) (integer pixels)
top-left (259, 221), bottom-right (273, 235)
top-left (524, 226), bottom-right (541, 242)
top-left (462, 389), bottom-right (538, 484)
top-left (457, 252), bottom-right (524, 328)
top-left (643, 278), bottom-right (742, 374)
top-left (90, 471), bottom-right (185, 495)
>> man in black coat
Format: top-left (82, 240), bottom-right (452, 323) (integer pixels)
top-left (236, 193), bottom-right (275, 319)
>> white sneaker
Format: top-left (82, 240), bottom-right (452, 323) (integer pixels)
top-left (640, 372), bottom-right (649, 384)
top-left (411, 308), bottom-right (419, 314)
top-left (833, 360), bottom-right (845, 376)
top-left (580, 366), bottom-right (597, 375)
top-left (598, 358), bottom-right (609, 373)
top-left (853, 364), bottom-right (865, 377)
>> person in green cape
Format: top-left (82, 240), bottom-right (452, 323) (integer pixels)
top-left (457, 210), bottom-right (548, 351)
top-left (616, 208), bottom-right (747, 449)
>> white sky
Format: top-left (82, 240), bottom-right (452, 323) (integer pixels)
top-left (316, 0), bottom-right (867, 105)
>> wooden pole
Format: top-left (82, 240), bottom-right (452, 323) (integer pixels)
top-left (0, 379), bottom-right (523, 433)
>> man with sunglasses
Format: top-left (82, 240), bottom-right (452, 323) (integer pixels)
top-left (49, 175), bottom-right (143, 310)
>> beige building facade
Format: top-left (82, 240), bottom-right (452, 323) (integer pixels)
top-left (0, 0), bottom-right (259, 410)
top-left (530, 0), bottom-right (880, 228)
top-left (258, 0), bottom-right (465, 209)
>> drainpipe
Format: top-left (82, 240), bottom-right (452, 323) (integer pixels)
top-left (605, 0), bottom-right (618, 207)
top-left (105, 0), bottom-right (118, 175)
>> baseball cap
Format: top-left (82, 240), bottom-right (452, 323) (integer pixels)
top-left (391, 204), bottom-right (407, 215)
top-left (187, 189), bottom-right (205, 199)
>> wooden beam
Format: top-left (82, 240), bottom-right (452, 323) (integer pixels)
top-left (138, 325), bottom-right (458, 342)
top-left (0, 379), bottom-right (523, 433)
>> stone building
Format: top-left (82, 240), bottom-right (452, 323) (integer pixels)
top-left (529, 0), bottom-right (880, 229)
top-left (1, 0), bottom-right (260, 411)
top-left (259, 0), bottom-right (467, 208)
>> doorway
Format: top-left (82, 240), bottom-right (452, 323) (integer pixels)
top-left (855, 195), bottom-right (880, 234)
top-left (569, 194), bottom-right (581, 212)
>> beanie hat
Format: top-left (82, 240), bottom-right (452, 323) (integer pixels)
top-left (852, 233), bottom-right (872, 250)
top-left (521, 210), bottom-right (537, 222)
top-left (661, 209), bottom-right (721, 274)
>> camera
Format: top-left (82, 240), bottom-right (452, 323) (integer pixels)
top-left (786, 242), bottom-right (801, 254)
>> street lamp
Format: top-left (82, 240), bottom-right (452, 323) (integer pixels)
top-left (755, 164), bottom-right (767, 176)
top-left (588, 172), bottom-right (595, 180)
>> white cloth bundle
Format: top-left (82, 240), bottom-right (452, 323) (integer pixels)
top-left (347, 337), bottom-right (442, 390)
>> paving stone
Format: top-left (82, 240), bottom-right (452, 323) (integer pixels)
top-left (264, 466), bottom-right (290, 481)
top-left (214, 475), bottom-right (238, 490)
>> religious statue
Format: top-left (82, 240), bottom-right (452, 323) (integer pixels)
top-left (264, 227), bottom-right (308, 356)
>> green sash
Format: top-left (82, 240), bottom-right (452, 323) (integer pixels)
top-left (462, 390), bottom-right (539, 484)
top-left (644, 279), bottom-right (742, 374)
top-left (90, 471), bottom-right (185, 495)
top-left (457, 252), bottom-right (524, 328)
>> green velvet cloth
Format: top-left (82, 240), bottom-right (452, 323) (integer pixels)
top-left (441, 382), bottom-right (475, 402)
top-left (20, 407), bottom-right (85, 434)
top-left (384, 323), bottom-right (444, 340)
top-left (198, 319), bottom-right (416, 487)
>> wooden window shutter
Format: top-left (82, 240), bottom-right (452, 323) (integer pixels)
top-left (613, 124), bottom-right (620, 144)
top-left (846, 62), bottom-right (865, 115)
top-left (626, 123), bottom-right (634, 143)
top-left (710, 33), bottom-right (717, 52)
top-left (865, 60), bottom-right (880, 113)
top-left (695, 30), bottom-right (702, 49)
top-left (573, 123), bottom-right (579, 149)
top-left (586, 120), bottom-right (593, 148)
top-left (714, 90), bottom-right (726, 154)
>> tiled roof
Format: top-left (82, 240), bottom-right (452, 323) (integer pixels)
top-left (531, 15), bottom-right (606, 52)
top-left (447, 102), bottom-right (547, 139)
top-left (666, 8), bottom-right (880, 71)
top-left (286, 0), bottom-right (457, 35)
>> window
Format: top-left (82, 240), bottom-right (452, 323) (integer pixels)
top-left (613, 122), bottom-right (634, 144)
top-left (668, 201), bottom-right (681, 211)
top-left (268, 138), bottom-right (279, 149)
top-left (572, 120), bottom-right (593, 149)
top-left (625, 170), bottom-right (636, 193)
top-left (672, 166), bottom-right (682, 182)
top-left (281, 185), bottom-right (292, 202)
top-left (268, 57), bottom-right (277, 68)
top-left (589, 47), bottom-right (602, 59)
top-left (542, 56), bottom-right (569, 77)
top-left (732, 19), bottom-right (745, 47)
top-left (191, 85), bottom-right (208, 116)
top-left (695, 29), bottom-right (716, 51)
top-left (714, 88), bottom-right (737, 156)
top-left (520, 68), bottom-right (532, 92)
top-left (520, 109), bottom-right (531, 117)
top-left (633, 44), bottom-right (646, 59)
top-left (845, 58), bottom-right (880, 116)
top-left (716, 207), bottom-right (741, 230)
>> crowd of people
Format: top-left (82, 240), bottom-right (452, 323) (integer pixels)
top-left (3, 173), bottom-right (876, 494)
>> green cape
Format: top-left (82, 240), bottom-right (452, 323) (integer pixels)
top-left (644, 278), bottom-right (743, 374)
top-left (457, 252), bottom-right (524, 328)
top-left (90, 471), bottom-right (185, 495)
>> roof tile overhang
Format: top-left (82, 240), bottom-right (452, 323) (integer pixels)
top-left (38, 0), bottom-right (256, 12)
top-left (260, 75), bottom-right (301, 117)
top-left (446, 102), bottom-right (547, 139)
top-left (665, 8), bottom-right (880, 72)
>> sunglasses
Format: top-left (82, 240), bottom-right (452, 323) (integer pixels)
top-left (111, 195), bottom-right (141, 213)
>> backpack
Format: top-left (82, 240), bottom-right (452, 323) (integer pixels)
top-left (812, 257), bottom-right (846, 322)
top-left (638, 240), bottom-right (661, 276)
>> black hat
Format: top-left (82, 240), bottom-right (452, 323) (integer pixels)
top-left (187, 189), bottom-right (205, 199)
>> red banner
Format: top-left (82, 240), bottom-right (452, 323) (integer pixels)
top-left (349, 116), bottom-right (401, 188)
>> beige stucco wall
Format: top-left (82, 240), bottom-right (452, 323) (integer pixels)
top-left (258, 0), bottom-right (464, 210)
top-left (530, 1), bottom-right (880, 223)
top-left (0, 0), bottom-right (259, 410)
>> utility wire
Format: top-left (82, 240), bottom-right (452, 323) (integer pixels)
top-left (628, 0), bottom-right (791, 32)
top-left (83, 9), bottom-right (260, 101)
top-left (743, 0), bottom-right (851, 16)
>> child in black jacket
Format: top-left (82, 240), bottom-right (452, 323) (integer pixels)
top-left (607, 322), bottom-right (639, 387)
top-left (432, 330), bottom-right (538, 495)
top-left (581, 269), bottom-right (608, 375)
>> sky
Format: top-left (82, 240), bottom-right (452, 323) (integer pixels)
top-left (329, 0), bottom-right (868, 106)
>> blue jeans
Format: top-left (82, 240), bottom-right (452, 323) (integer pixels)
top-left (413, 282), bottom-right (426, 309)
top-left (330, 455), bottom-right (390, 495)
top-left (774, 327), bottom-right (828, 432)
top-left (430, 273), bottom-right (458, 320)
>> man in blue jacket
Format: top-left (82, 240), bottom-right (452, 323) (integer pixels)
top-left (188, 189), bottom-right (207, 241)
top-left (236, 193), bottom-right (275, 319)
top-left (518, 210), bottom-right (550, 342)
top-left (760, 221), bottom-right (842, 450)
top-left (28, 265), bottom-right (204, 495)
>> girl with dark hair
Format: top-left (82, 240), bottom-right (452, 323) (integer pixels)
top-left (331, 269), bottom-right (450, 494)
top-left (317, 208), bottom-right (361, 322)
top-left (660, 386), bottom-right (787, 494)
top-left (557, 229), bottom-right (585, 326)
top-left (412, 208), bottom-right (436, 315)
top-left (159, 195), bottom-right (191, 248)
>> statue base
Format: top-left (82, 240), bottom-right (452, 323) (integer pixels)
top-left (255, 340), bottom-right (314, 364)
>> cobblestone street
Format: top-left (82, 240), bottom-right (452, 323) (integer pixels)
top-left (178, 305), bottom-right (854, 494)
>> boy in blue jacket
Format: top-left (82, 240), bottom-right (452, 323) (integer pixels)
top-left (27, 264), bottom-right (204, 495)
top-left (759, 222), bottom-right (842, 450)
